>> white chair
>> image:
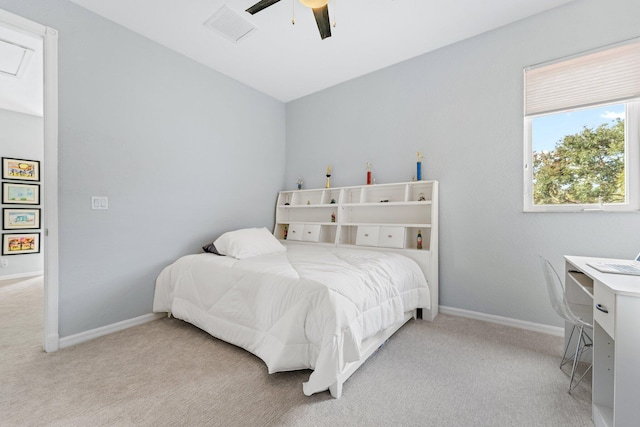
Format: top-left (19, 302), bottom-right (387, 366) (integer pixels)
top-left (540, 256), bottom-right (593, 392)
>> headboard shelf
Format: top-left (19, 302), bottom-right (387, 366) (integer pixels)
top-left (274, 181), bottom-right (439, 320)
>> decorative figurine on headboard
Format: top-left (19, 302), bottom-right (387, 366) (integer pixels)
top-left (416, 152), bottom-right (425, 181)
top-left (366, 161), bottom-right (372, 185)
top-left (325, 165), bottom-right (332, 188)
top-left (297, 177), bottom-right (303, 190)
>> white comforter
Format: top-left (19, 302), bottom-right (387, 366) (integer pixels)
top-left (153, 245), bottom-right (429, 396)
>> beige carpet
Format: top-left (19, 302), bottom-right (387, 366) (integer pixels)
top-left (1, 278), bottom-right (593, 426)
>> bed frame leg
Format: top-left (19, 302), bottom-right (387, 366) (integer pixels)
top-left (329, 381), bottom-right (343, 399)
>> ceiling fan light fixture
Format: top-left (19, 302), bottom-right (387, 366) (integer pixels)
top-left (299, 0), bottom-right (329, 9)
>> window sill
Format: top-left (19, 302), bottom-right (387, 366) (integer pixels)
top-left (523, 205), bottom-right (640, 213)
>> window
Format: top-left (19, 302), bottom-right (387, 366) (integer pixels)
top-left (523, 39), bottom-right (640, 212)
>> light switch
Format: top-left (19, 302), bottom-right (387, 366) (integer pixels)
top-left (91, 196), bottom-right (109, 210)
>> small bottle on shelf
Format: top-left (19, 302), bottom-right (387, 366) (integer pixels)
top-left (417, 229), bottom-right (422, 250)
top-left (331, 212), bottom-right (336, 223)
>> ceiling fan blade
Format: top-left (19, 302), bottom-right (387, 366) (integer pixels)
top-left (312, 5), bottom-right (332, 40)
top-left (246, 0), bottom-right (282, 15)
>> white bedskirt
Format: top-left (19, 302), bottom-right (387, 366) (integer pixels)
top-left (153, 245), bottom-right (429, 395)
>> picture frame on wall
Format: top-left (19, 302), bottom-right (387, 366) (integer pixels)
top-left (1, 232), bottom-right (40, 255)
top-left (2, 157), bottom-right (40, 182)
top-left (3, 208), bottom-right (41, 230)
top-left (1, 182), bottom-right (40, 205)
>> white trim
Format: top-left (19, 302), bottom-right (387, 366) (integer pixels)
top-left (627, 102), bottom-right (640, 208)
top-left (440, 305), bottom-right (564, 337)
top-left (43, 26), bottom-right (59, 353)
top-left (59, 313), bottom-right (164, 349)
top-left (0, 8), bottom-right (59, 353)
top-left (0, 270), bottom-right (43, 281)
top-left (523, 113), bottom-right (534, 211)
top-left (523, 100), bottom-right (640, 213)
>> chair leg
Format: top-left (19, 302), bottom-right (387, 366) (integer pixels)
top-left (567, 326), bottom-right (593, 393)
top-left (568, 326), bottom-right (583, 392)
top-left (561, 324), bottom-right (577, 369)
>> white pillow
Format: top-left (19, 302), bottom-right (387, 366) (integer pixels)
top-left (213, 227), bottom-right (286, 259)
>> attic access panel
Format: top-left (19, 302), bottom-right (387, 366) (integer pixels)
top-left (0, 39), bottom-right (33, 78)
top-left (204, 5), bottom-right (256, 43)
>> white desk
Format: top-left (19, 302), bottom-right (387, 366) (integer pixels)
top-left (565, 256), bottom-right (640, 427)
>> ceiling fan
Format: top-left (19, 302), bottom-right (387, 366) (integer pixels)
top-left (246, 0), bottom-right (332, 40)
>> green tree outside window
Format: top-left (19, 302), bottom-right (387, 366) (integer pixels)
top-left (533, 119), bottom-right (625, 205)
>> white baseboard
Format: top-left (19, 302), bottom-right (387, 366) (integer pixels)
top-left (45, 333), bottom-right (59, 353)
top-left (59, 312), bottom-right (164, 349)
top-left (56, 307), bottom-right (561, 350)
top-left (0, 271), bottom-right (43, 281)
top-left (439, 305), bottom-right (564, 337)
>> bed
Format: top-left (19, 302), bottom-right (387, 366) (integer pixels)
top-left (153, 227), bottom-right (433, 398)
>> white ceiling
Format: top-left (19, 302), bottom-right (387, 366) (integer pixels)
top-left (0, 24), bottom-right (43, 116)
top-left (68, 0), bottom-right (574, 102)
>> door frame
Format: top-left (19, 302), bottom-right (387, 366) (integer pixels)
top-left (0, 8), bottom-right (59, 352)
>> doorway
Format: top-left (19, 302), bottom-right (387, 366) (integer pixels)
top-left (0, 8), bottom-right (58, 352)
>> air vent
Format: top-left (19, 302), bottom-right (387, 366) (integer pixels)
top-left (204, 5), bottom-right (256, 43)
top-left (0, 39), bottom-right (33, 78)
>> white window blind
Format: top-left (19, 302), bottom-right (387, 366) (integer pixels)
top-left (524, 38), bottom-right (640, 116)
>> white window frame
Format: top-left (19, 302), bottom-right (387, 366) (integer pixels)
top-left (524, 102), bottom-right (639, 212)
top-left (523, 38), bottom-right (640, 213)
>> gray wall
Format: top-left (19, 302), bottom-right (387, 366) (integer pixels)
top-left (286, 0), bottom-right (640, 327)
top-left (0, 109), bottom-right (44, 277)
top-left (0, 0), bottom-right (286, 337)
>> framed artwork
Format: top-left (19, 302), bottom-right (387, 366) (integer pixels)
top-left (2, 157), bottom-right (40, 182)
top-left (3, 208), bottom-right (41, 230)
top-left (2, 182), bottom-right (40, 205)
top-left (2, 232), bottom-right (40, 255)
